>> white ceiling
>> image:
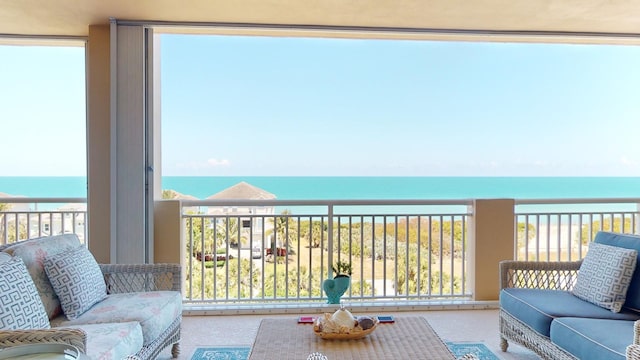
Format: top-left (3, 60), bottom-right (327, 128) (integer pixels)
top-left (2, 0), bottom-right (640, 40)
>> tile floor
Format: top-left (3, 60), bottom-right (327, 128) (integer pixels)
top-left (158, 309), bottom-right (540, 359)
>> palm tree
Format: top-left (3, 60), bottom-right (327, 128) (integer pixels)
top-left (269, 210), bottom-right (298, 254)
top-left (215, 217), bottom-right (242, 248)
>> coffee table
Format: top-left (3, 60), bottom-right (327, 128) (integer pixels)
top-left (248, 316), bottom-right (456, 359)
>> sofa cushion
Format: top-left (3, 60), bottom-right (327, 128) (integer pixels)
top-left (572, 242), bottom-right (637, 312)
top-left (0, 252), bottom-right (11, 263)
top-left (64, 321), bottom-right (144, 360)
top-left (0, 256), bottom-right (50, 330)
top-left (595, 231), bottom-right (640, 312)
top-left (500, 288), bottom-right (640, 337)
top-left (550, 317), bottom-right (634, 360)
top-left (44, 246), bottom-right (107, 320)
top-left (51, 291), bottom-right (182, 345)
top-left (3, 234), bottom-right (83, 319)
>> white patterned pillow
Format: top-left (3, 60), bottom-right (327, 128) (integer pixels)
top-left (44, 246), bottom-right (107, 320)
top-left (4, 234), bottom-right (83, 319)
top-left (0, 256), bottom-right (50, 329)
top-left (572, 242), bottom-right (637, 312)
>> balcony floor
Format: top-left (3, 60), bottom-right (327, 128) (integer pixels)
top-left (159, 309), bottom-right (539, 359)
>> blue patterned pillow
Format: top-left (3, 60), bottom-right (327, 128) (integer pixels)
top-left (572, 242), bottom-right (637, 312)
top-left (0, 256), bottom-right (50, 329)
top-left (44, 246), bottom-right (107, 320)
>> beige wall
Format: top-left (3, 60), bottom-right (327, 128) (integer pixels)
top-left (470, 199), bottom-right (515, 300)
top-left (86, 24), bottom-right (112, 263)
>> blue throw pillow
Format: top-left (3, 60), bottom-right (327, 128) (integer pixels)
top-left (572, 242), bottom-right (637, 312)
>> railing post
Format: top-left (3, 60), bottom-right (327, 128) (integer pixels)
top-left (154, 199), bottom-right (184, 265)
top-left (469, 199), bottom-right (515, 301)
top-left (327, 204), bottom-right (334, 279)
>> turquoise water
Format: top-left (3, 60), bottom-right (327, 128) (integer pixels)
top-left (0, 176), bottom-right (638, 200)
top-left (163, 176), bottom-right (640, 201)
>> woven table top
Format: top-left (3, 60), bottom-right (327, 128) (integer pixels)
top-left (248, 316), bottom-right (455, 360)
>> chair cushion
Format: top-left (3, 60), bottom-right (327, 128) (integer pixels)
top-left (0, 256), bottom-right (50, 330)
top-left (3, 234), bottom-right (83, 319)
top-left (44, 246), bottom-right (107, 320)
top-left (51, 291), bottom-right (182, 345)
top-left (595, 231), bottom-right (640, 311)
top-left (572, 242), bottom-right (637, 312)
top-left (65, 321), bottom-right (144, 360)
top-left (500, 288), bottom-right (639, 337)
top-left (550, 317), bottom-right (634, 360)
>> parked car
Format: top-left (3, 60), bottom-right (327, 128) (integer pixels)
top-left (266, 247), bottom-right (287, 257)
top-left (252, 246), bottom-right (262, 259)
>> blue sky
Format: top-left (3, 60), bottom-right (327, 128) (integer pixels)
top-left (1, 36), bottom-right (640, 176)
top-left (1, 45), bottom-right (86, 176)
top-left (160, 35), bottom-right (640, 176)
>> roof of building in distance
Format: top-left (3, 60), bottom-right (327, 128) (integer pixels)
top-left (207, 181), bottom-right (276, 200)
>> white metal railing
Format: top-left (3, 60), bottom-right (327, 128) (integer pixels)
top-left (0, 197), bottom-right (88, 246)
top-left (514, 198), bottom-right (640, 261)
top-left (179, 199), bottom-right (473, 305)
top-left (4, 196), bottom-right (640, 306)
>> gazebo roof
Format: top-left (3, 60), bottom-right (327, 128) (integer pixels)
top-left (207, 181), bottom-right (276, 200)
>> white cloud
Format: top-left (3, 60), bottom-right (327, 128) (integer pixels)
top-left (207, 158), bottom-right (231, 167)
top-left (175, 158), bottom-right (231, 170)
top-left (620, 156), bottom-right (639, 167)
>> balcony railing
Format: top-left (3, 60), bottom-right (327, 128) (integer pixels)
top-left (515, 198), bottom-right (640, 262)
top-left (180, 199), bottom-right (473, 305)
top-left (2, 196), bottom-right (640, 307)
top-left (0, 197), bottom-right (87, 245)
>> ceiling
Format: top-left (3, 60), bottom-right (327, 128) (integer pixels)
top-left (2, 0), bottom-right (640, 42)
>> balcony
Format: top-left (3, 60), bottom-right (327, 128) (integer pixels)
top-left (3, 196), bottom-right (639, 313)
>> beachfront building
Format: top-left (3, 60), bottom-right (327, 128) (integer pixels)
top-left (207, 181), bottom-right (276, 252)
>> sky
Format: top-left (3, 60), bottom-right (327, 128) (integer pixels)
top-left (1, 35), bottom-right (640, 177)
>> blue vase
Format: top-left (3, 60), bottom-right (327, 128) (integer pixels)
top-left (323, 276), bottom-right (351, 304)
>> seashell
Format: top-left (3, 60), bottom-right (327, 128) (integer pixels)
top-left (357, 316), bottom-right (375, 330)
top-left (331, 308), bottom-right (356, 329)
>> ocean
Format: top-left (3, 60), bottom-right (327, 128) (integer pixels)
top-left (0, 176), bottom-right (638, 201)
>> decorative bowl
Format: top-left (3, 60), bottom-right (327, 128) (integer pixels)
top-left (312, 314), bottom-right (379, 340)
top-left (313, 324), bottom-right (377, 340)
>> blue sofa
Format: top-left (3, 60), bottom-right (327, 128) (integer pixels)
top-left (499, 231), bottom-right (640, 360)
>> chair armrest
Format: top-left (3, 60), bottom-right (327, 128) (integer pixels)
top-left (100, 263), bottom-right (181, 294)
top-left (499, 260), bottom-right (582, 291)
top-left (0, 328), bottom-right (87, 353)
top-left (628, 344), bottom-right (640, 360)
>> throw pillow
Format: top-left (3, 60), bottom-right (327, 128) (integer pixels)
top-left (572, 242), bottom-right (637, 312)
top-left (44, 246), bottom-right (107, 320)
top-left (3, 234), bottom-right (83, 319)
top-left (0, 256), bottom-right (50, 330)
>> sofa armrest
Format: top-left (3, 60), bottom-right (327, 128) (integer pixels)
top-left (100, 263), bottom-right (181, 294)
top-left (0, 328), bottom-right (87, 353)
top-left (500, 260), bottom-right (582, 291)
top-left (628, 344), bottom-right (640, 360)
